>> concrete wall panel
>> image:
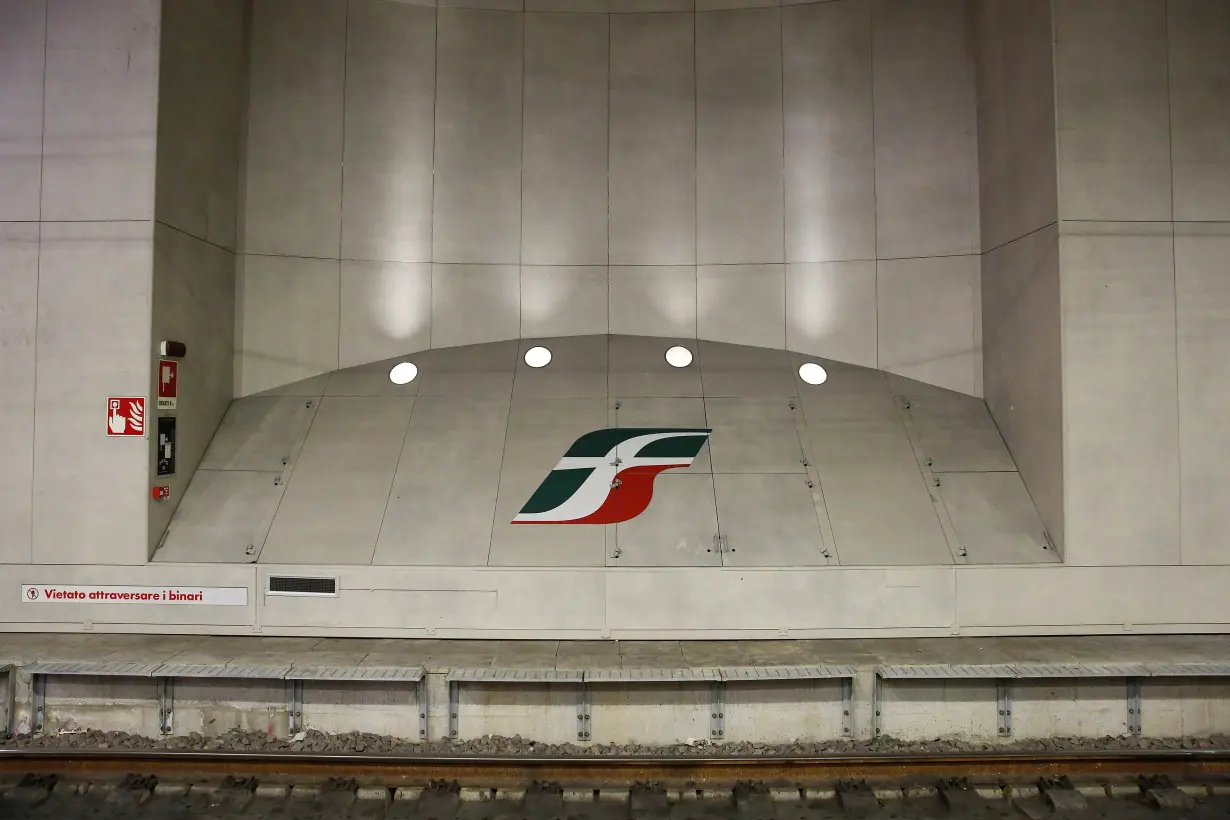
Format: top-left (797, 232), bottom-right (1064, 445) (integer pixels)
top-left (520, 266), bottom-right (610, 338)
top-left (605, 567), bottom-right (955, 632)
top-left (236, 255), bottom-right (341, 396)
top-left (40, 0), bottom-right (159, 222)
top-left (430, 264), bottom-right (521, 349)
top-left (0, 224), bottom-right (39, 564)
top-left (339, 260), bottom-right (432, 368)
top-left (1060, 222), bottom-right (1179, 566)
top-left (872, 0), bottom-right (980, 259)
top-left (785, 261), bottom-right (878, 368)
top-left (341, 0), bottom-right (436, 263)
top-left (155, 0), bottom-right (247, 249)
top-left (521, 12), bottom-right (609, 265)
top-left (608, 266), bottom-right (697, 339)
top-left (695, 8), bottom-right (784, 264)
top-left (608, 13), bottom-right (696, 265)
top-left (1175, 224), bottom-right (1230, 565)
top-left (981, 226), bottom-right (1063, 548)
top-left (877, 255), bottom-right (980, 395)
top-left (243, 0), bottom-right (346, 258)
top-left (243, 0), bottom-right (346, 256)
top-left (0, 0), bottom-right (46, 221)
top-left (782, 0), bottom-right (875, 263)
top-left (696, 265), bottom-right (786, 349)
top-left (1053, 0), bottom-right (1171, 222)
top-left (33, 221), bottom-right (154, 565)
top-left (432, 8), bottom-right (523, 263)
top-left (261, 397), bottom-right (414, 564)
top-left (973, 0), bottom-right (1057, 251)
top-left (1167, 0), bottom-right (1230, 222)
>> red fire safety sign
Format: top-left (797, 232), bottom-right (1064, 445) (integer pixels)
top-left (106, 397), bottom-right (146, 437)
top-left (157, 359), bottom-right (178, 410)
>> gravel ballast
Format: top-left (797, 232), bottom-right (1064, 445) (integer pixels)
top-left (3, 729), bottom-right (1229, 756)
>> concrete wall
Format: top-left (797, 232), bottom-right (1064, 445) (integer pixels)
top-left (11, 671), bottom-right (1230, 744)
top-left (148, 0), bottom-right (249, 554)
top-left (1054, 0), bottom-right (1230, 566)
top-left (973, 0), bottom-right (1063, 548)
top-left (0, 0), bottom-right (160, 566)
top-left (234, 0), bottom-right (984, 399)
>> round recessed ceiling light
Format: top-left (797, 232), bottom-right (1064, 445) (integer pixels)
top-left (798, 362), bottom-right (828, 386)
top-left (524, 345), bottom-right (552, 368)
top-left (389, 361), bottom-right (418, 385)
top-left (665, 345), bottom-right (693, 368)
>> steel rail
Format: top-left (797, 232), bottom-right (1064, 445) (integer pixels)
top-left (2, 748), bottom-right (1230, 786)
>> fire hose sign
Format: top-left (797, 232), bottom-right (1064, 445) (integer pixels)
top-left (22, 585), bottom-right (248, 605)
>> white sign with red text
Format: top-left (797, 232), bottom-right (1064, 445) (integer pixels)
top-left (22, 585), bottom-right (248, 606)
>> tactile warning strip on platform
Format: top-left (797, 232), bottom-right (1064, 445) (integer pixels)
top-left (1144, 662), bottom-right (1230, 677)
top-left (720, 665), bottom-right (856, 680)
top-left (153, 663), bottom-right (293, 679)
top-left (21, 661), bottom-right (163, 677)
top-left (445, 669), bottom-right (582, 683)
top-left (876, 663), bottom-right (1165, 679)
top-left (585, 668), bottom-right (722, 682)
top-left (286, 665), bottom-right (424, 682)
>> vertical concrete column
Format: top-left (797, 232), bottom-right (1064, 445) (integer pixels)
top-left (27, 0), bottom-right (161, 565)
top-left (850, 666), bottom-right (878, 741)
top-left (1051, 0), bottom-right (1181, 566)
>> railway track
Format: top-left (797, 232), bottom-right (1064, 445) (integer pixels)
top-left (1, 748), bottom-right (1229, 817)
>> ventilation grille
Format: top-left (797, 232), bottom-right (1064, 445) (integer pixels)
top-left (267, 576), bottom-right (337, 596)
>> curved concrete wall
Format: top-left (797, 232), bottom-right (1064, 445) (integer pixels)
top-left (235, 0), bottom-right (983, 398)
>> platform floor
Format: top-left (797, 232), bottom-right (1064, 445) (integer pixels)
top-left (2, 633), bottom-right (1227, 672)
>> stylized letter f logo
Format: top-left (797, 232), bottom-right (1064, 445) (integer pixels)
top-left (513, 428), bottom-right (711, 525)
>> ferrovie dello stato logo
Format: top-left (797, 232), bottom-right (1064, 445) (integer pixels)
top-left (512, 428), bottom-right (711, 525)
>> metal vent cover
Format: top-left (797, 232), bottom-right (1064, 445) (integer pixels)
top-left (266, 575), bottom-right (338, 596)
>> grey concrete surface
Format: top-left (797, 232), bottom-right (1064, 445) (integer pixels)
top-left (3, 633), bottom-right (1228, 671)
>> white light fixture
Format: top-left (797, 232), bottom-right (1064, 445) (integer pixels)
top-left (798, 362), bottom-right (828, 385)
top-left (524, 346), bottom-right (552, 368)
top-left (665, 345), bottom-right (693, 368)
top-left (388, 361), bottom-right (418, 385)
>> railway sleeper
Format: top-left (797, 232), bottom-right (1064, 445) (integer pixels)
top-left (2, 773), bottom-right (57, 807)
top-left (936, 777), bottom-right (992, 812)
top-left (1038, 776), bottom-right (1088, 813)
top-left (1140, 775), bottom-right (1197, 811)
top-left (524, 780), bottom-right (564, 815)
top-left (732, 780), bottom-right (773, 816)
top-left (418, 780), bottom-right (462, 819)
top-left (629, 781), bottom-right (668, 817)
top-left (834, 779), bottom-right (879, 814)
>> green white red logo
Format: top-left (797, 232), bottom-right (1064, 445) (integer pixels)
top-left (513, 428), bottom-right (712, 525)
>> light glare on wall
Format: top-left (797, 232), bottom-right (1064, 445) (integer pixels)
top-left (388, 362), bottom-right (418, 385)
top-left (665, 345), bottom-right (693, 368)
top-left (798, 362), bottom-right (828, 385)
top-left (524, 346), bottom-right (552, 368)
